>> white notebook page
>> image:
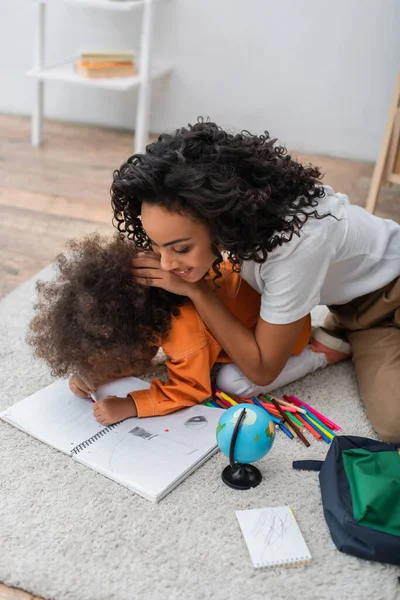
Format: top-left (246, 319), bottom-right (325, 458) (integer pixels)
top-left (236, 506), bottom-right (312, 568)
top-left (0, 376), bottom-right (150, 455)
top-left (73, 404), bottom-right (220, 501)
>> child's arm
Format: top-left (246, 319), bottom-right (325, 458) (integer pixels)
top-left (91, 343), bottom-right (216, 424)
top-left (130, 336), bottom-right (221, 417)
top-left (129, 304), bottom-right (222, 417)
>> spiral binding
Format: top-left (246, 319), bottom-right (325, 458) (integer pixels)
top-left (255, 557), bottom-right (311, 568)
top-left (71, 422), bottom-right (119, 455)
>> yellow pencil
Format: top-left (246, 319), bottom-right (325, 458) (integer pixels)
top-left (219, 391), bottom-right (238, 406)
top-left (306, 414), bottom-right (334, 440)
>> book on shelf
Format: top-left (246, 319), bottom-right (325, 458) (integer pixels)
top-left (80, 50), bottom-right (136, 63)
top-left (75, 61), bottom-right (138, 79)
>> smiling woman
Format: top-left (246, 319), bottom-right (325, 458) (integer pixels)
top-left (111, 119), bottom-right (400, 443)
top-left (140, 204), bottom-right (218, 283)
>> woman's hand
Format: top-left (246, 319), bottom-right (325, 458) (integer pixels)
top-left (93, 396), bottom-right (138, 426)
top-left (132, 252), bottom-right (192, 296)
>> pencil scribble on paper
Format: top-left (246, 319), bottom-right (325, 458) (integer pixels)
top-left (106, 426), bottom-right (199, 470)
top-left (251, 509), bottom-right (293, 560)
top-left (129, 426), bottom-right (158, 440)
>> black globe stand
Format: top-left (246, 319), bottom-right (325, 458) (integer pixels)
top-left (221, 407), bottom-right (262, 490)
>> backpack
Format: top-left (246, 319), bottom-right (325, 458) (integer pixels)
top-left (293, 435), bottom-right (400, 565)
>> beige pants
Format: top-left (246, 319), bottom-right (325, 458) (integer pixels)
top-left (325, 277), bottom-right (400, 443)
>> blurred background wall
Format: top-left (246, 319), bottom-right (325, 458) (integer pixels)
top-left (0, 0), bottom-right (399, 160)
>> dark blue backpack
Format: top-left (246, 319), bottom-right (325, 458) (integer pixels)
top-left (293, 435), bottom-right (400, 565)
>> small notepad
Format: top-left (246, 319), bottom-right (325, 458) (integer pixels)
top-left (236, 506), bottom-right (312, 568)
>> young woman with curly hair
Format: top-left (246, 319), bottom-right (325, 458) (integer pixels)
top-left (111, 120), bottom-right (400, 442)
top-left (28, 234), bottom-right (312, 426)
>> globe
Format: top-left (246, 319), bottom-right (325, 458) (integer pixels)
top-left (216, 404), bottom-right (275, 464)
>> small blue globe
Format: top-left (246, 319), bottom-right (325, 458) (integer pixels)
top-left (216, 404), bottom-right (275, 464)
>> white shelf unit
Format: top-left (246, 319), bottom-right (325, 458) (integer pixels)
top-left (29, 0), bottom-right (171, 152)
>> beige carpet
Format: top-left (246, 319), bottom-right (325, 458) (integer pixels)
top-left (0, 268), bottom-right (399, 600)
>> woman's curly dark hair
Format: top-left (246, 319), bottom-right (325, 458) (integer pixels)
top-left (27, 234), bottom-right (186, 379)
top-left (111, 119), bottom-right (328, 281)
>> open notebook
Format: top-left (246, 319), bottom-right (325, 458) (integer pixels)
top-left (0, 377), bottom-right (221, 502)
top-left (236, 506), bottom-right (312, 568)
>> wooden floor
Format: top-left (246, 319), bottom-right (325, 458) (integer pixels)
top-left (0, 115), bottom-right (399, 301)
top-left (0, 115), bottom-right (399, 600)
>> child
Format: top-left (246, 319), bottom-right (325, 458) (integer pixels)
top-left (111, 120), bottom-right (400, 442)
top-left (28, 234), bottom-right (313, 426)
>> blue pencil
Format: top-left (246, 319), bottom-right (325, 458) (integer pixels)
top-left (301, 413), bottom-right (331, 444)
top-left (278, 422), bottom-right (294, 440)
top-left (207, 399), bottom-right (223, 409)
top-left (303, 409), bottom-right (336, 437)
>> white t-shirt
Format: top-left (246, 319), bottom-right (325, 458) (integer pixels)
top-left (240, 186), bottom-right (400, 325)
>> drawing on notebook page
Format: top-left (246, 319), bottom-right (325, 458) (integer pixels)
top-left (105, 426), bottom-right (200, 470)
top-left (251, 509), bottom-right (293, 561)
top-left (129, 426), bottom-right (158, 440)
top-left (128, 426), bottom-right (199, 454)
top-left (184, 415), bottom-right (208, 429)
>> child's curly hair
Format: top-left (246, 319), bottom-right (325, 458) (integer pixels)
top-left (111, 119), bottom-right (327, 282)
top-left (27, 234), bottom-right (186, 379)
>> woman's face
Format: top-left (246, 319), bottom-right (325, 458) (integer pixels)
top-left (141, 203), bottom-right (218, 283)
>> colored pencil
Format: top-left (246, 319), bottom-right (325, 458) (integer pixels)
top-left (230, 396), bottom-right (253, 405)
top-left (251, 397), bottom-right (283, 425)
top-left (215, 393), bottom-right (232, 408)
top-left (218, 391), bottom-right (238, 406)
top-left (206, 400), bottom-right (225, 408)
top-left (301, 413), bottom-right (331, 443)
top-left (213, 397), bottom-right (227, 409)
top-left (288, 395), bottom-right (341, 431)
top-left (265, 403), bottom-right (299, 414)
top-left (269, 398), bottom-right (310, 448)
top-left (259, 404), bottom-right (282, 417)
top-left (297, 414), bottom-right (323, 440)
top-left (283, 411), bottom-right (304, 429)
top-left (306, 413), bottom-right (335, 440)
top-left (264, 395), bottom-right (307, 414)
top-left (302, 408), bottom-right (336, 437)
top-left (278, 422), bottom-right (294, 439)
top-left (285, 422), bottom-right (298, 438)
top-left (264, 413), bottom-right (282, 425)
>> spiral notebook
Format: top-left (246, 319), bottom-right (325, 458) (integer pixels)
top-left (0, 377), bottom-right (221, 502)
top-left (236, 506), bottom-right (312, 568)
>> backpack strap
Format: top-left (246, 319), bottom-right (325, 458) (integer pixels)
top-left (293, 459), bottom-right (324, 471)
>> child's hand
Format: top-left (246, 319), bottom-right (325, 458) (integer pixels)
top-left (93, 396), bottom-right (138, 426)
top-left (69, 374), bottom-right (94, 399)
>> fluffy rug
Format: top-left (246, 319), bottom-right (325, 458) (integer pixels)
top-left (0, 267), bottom-right (399, 600)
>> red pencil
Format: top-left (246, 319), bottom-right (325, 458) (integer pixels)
top-left (297, 414), bottom-right (323, 440)
top-left (214, 392), bottom-right (232, 408)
